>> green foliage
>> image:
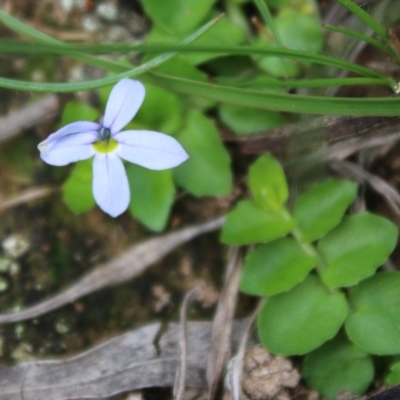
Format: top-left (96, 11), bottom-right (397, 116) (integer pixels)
top-left (129, 84), bottom-right (184, 135)
top-left (62, 159), bottom-right (95, 213)
top-left (221, 199), bottom-right (295, 245)
top-left (248, 154), bottom-right (288, 211)
top-left (126, 165), bottom-right (175, 232)
top-left (222, 154), bottom-right (398, 397)
top-left (59, 101), bottom-right (99, 126)
top-left (218, 103), bottom-right (285, 135)
top-left (256, 9), bottom-right (324, 78)
top-left (345, 273), bottom-right (400, 355)
top-left (173, 112), bottom-right (232, 196)
top-left (60, 102), bottom-right (98, 213)
top-left (303, 335), bottom-right (374, 400)
top-left (240, 238), bottom-right (317, 296)
top-left (319, 213), bottom-right (398, 288)
top-left (141, 0), bottom-right (215, 35)
top-left (293, 179), bottom-right (357, 242)
top-left (386, 361), bottom-right (400, 386)
top-left (4, 2), bottom-right (400, 399)
top-left (257, 275), bottom-right (348, 355)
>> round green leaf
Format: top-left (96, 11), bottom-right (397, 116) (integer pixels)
top-left (60, 101), bottom-right (99, 127)
top-left (277, 9), bottom-right (323, 53)
top-left (257, 275), bottom-right (348, 355)
top-left (218, 103), bottom-right (286, 136)
top-left (256, 10), bottom-right (323, 78)
top-left (240, 238), bottom-right (317, 296)
top-left (221, 199), bottom-right (295, 245)
top-left (248, 154), bottom-right (288, 212)
top-left (345, 272), bottom-right (400, 355)
top-left (173, 112), bottom-right (232, 196)
top-left (126, 164), bottom-right (175, 232)
top-left (62, 159), bottom-right (95, 213)
top-left (141, 0), bottom-right (215, 35)
top-left (303, 335), bottom-right (374, 400)
top-left (318, 213), bottom-right (398, 288)
top-left (129, 83), bottom-right (183, 135)
top-left (293, 179), bottom-right (357, 242)
top-left (386, 361), bottom-right (400, 386)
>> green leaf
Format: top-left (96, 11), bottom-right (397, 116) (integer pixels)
top-left (126, 164), bottom-right (175, 232)
top-left (141, 0), bottom-right (216, 35)
top-left (129, 84), bottom-right (183, 135)
top-left (318, 213), bottom-right (398, 288)
top-left (240, 238), bottom-right (317, 296)
top-left (345, 272), bottom-right (400, 355)
top-left (293, 179), bottom-right (357, 242)
top-left (146, 73), bottom-right (397, 118)
top-left (218, 103), bottom-right (286, 135)
top-left (173, 111), bottom-right (232, 196)
top-left (248, 154), bottom-right (288, 212)
top-left (60, 101), bottom-right (99, 126)
top-left (256, 10), bottom-right (323, 78)
top-left (303, 335), bottom-right (374, 400)
top-left (335, 0), bottom-right (389, 42)
top-left (147, 14), bottom-right (245, 65)
top-left (221, 199), bottom-right (295, 245)
top-left (257, 275), bottom-right (348, 355)
top-left (187, 13), bottom-right (246, 64)
top-left (386, 361), bottom-right (400, 386)
top-left (62, 159), bottom-right (95, 213)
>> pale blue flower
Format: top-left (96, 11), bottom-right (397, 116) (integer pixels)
top-left (38, 79), bottom-right (189, 217)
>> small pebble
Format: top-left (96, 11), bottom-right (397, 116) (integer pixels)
top-left (97, 3), bottom-right (119, 21)
top-left (82, 15), bottom-right (103, 32)
top-left (2, 234), bottom-right (30, 258)
top-left (55, 319), bottom-right (70, 334)
top-left (60, 0), bottom-right (75, 12)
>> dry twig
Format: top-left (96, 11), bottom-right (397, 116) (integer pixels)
top-left (0, 217), bottom-right (225, 324)
top-left (174, 286), bottom-right (202, 400)
top-left (0, 186), bottom-right (57, 213)
top-left (206, 247), bottom-right (242, 399)
top-left (0, 95), bottom-right (59, 144)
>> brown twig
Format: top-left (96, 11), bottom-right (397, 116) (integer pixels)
top-left (206, 247), bottom-right (242, 400)
top-left (0, 186), bottom-right (58, 213)
top-left (174, 286), bottom-right (202, 400)
top-left (0, 95), bottom-right (59, 144)
top-left (0, 216), bottom-right (225, 324)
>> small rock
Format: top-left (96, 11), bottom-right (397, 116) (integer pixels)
top-left (97, 2), bottom-right (119, 21)
top-left (11, 342), bottom-right (34, 361)
top-left (82, 15), bottom-right (103, 32)
top-left (55, 319), bottom-right (70, 334)
top-left (2, 234), bottom-right (30, 258)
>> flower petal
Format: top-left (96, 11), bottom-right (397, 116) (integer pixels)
top-left (114, 130), bottom-right (189, 170)
top-left (40, 132), bottom-right (97, 166)
top-left (39, 121), bottom-right (100, 151)
top-left (92, 153), bottom-right (130, 217)
top-left (103, 79), bottom-right (145, 135)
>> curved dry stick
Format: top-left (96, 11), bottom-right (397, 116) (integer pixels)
top-left (0, 186), bottom-right (57, 213)
top-left (0, 95), bottom-right (59, 144)
top-left (0, 217), bottom-right (225, 324)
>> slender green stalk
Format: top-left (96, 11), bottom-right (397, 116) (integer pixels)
top-left (335, 0), bottom-right (389, 42)
top-left (0, 10), bottom-right (222, 75)
top-left (253, 0), bottom-right (284, 48)
top-left (324, 23), bottom-right (395, 58)
top-left (218, 76), bottom-right (389, 89)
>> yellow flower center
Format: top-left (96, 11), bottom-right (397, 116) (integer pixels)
top-left (92, 138), bottom-right (119, 153)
